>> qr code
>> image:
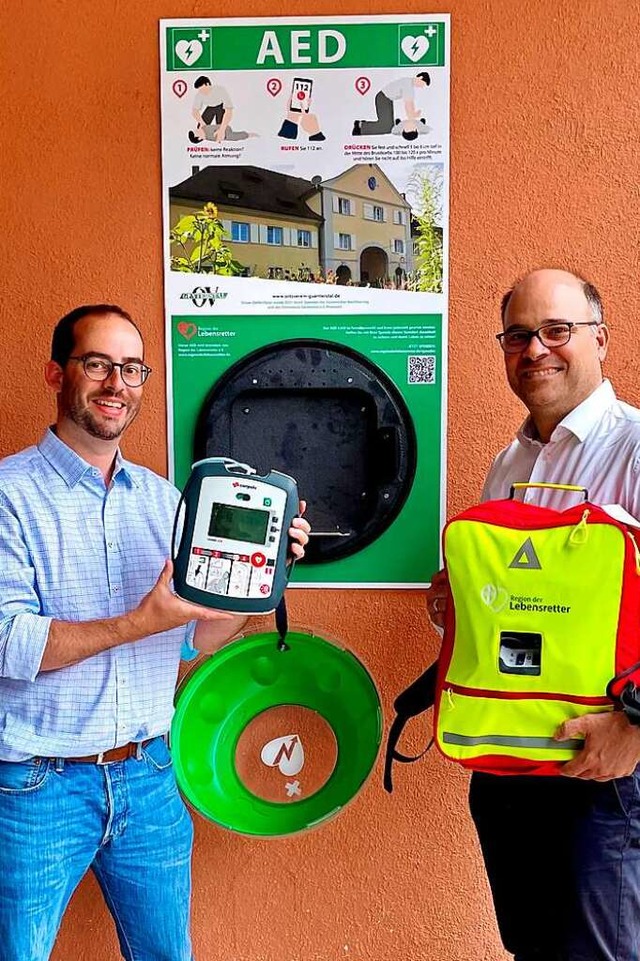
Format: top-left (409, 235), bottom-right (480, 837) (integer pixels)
top-left (408, 354), bottom-right (436, 385)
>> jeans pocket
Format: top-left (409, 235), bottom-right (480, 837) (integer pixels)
top-left (611, 770), bottom-right (640, 819)
top-left (142, 736), bottom-right (173, 772)
top-left (0, 758), bottom-right (51, 794)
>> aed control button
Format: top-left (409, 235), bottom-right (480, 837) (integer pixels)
top-left (235, 493), bottom-right (251, 501)
top-left (251, 552), bottom-right (267, 568)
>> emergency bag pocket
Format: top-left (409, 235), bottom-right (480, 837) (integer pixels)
top-left (435, 686), bottom-right (611, 775)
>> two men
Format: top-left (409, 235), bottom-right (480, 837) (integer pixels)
top-left (428, 268), bottom-right (640, 960)
top-left (0, 304), bottom-right (309, 960)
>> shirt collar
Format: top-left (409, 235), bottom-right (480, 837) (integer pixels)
top-left (37, 427), bottom-right (136, 489)
top-left (516, 379), bottom-right (616, 448)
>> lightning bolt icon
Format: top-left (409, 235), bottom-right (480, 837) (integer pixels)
top-left (185, 42), bottom-right (194, 60)
top-left (411, 38), bottom-right (421, 57)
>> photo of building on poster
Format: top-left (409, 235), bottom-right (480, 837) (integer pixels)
top-left (160, 16), bottom-right (450, 586)
top-left (169, 161), bottom-right (444, 292)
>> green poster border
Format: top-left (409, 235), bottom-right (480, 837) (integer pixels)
top-left (165, 21), bottom-right (446, 72)
top-left (170, 311), bottom-right (444, 586)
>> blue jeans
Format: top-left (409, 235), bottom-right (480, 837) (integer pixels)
top-left (0, 736), bottom-right (194, 961)
top-left (470, 770), bottom-right (640, 960)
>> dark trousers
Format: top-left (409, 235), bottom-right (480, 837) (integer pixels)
top-left (201, 102), bottom-right (223, 126)
top-left (359, 91), bottom-right (394, 134)
top-left (469, 770), bottom-right (640, 961)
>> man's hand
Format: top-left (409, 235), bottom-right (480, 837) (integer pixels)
top-left (557, 711), bottom-right (640, 781)
top-left (41, 559), bottom-right (241, 672)
top-left (288, 500), bottom-right (310, 559)
top-left (132, 560), bottom-right (239, 637)
top-left (426, 568), bottom-right (448, 629)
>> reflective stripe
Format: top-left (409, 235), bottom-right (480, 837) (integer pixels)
top-left (442, 732), bottom-right (583, 750)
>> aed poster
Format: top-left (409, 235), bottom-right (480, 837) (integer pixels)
top-left (160, 14), bottom-right (450, 587)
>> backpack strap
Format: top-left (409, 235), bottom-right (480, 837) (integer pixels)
top-left (606, 658), bottom-right (640, 723)
top-left (275, 595), bottom-right (289, 651)
top-left (383, 661), bottom-right (438, 793)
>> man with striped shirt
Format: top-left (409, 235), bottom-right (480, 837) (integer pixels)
top-left (0, 303), bottom-right (309, 960)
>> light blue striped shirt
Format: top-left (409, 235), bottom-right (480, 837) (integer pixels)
top-left (0, 429), bottom-right (191, 761)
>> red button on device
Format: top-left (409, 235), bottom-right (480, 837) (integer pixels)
top-left (251, 552), bottom-right (267, 568)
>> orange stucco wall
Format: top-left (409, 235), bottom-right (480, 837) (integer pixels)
top-left (2, 1), bottom-right (640, 959)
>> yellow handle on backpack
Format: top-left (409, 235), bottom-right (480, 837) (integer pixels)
top-left (509, 482), bottom-right (588, 501)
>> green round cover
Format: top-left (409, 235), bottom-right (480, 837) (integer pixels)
top-left (171, 631), bottom-right (382, 836)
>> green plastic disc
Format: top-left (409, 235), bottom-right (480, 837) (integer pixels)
top-left (171, 631), bottom-right (382, 836)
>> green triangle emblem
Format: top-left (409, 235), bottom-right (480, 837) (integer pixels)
top-left (508, 537), bottom-right (542, 570)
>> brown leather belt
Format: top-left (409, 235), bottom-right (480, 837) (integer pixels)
top-left (63, 738), bottom-right (155, 765)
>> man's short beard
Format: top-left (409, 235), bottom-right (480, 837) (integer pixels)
top-left (67, 400), bottom-right (139, 440)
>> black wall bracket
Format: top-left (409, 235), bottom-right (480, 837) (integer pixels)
top-left (195, 339), bottom-right (417, 564)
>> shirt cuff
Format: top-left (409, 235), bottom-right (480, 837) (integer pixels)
top-left (2, 613), bottom-right (52, 681)
top-left (180, 620), bottom-right (199, 661)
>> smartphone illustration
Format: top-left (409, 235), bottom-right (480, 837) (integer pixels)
top-left (289, 77), bottom-right (313, 113)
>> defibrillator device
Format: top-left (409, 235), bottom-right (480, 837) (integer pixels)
top-left (384, 483), bottom-right (640, 787)
top-left (172, 458), bottom-right (299, 614)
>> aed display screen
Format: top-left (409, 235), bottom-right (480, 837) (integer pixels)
top-left (208, 503), bottom-right (269, 545)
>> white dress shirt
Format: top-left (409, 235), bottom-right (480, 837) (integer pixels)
top-left (482, 379), bottom-right (640, 517)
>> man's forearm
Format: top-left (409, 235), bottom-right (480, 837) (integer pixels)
top-left (41, 606), bottom-right (247, 672)
top-left (40, 609), bottom-right (152, 672)
top-left (39, 560), bottom-right (247, 672)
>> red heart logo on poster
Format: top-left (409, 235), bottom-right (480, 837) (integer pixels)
top-left (177, 322), bottom-right (197, 340)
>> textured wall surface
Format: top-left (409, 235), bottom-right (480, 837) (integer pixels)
top-left (2, 0), bottom-right (640, 959)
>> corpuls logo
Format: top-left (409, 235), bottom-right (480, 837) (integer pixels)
top-left (480, 583), bottom-right (509, 613)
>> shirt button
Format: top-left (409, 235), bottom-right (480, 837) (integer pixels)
top-left (108, 542), bottom-right (114, 549)
top-left (113, 586), bottom-right (119, 593)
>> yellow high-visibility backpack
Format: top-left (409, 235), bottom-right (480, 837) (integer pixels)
top-left (435, 484), bottom-right (640, 775)
top-left (384, 484), bottom-right (640, 789)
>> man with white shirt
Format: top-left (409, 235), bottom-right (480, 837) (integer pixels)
top-left (427, 269), bottom-right (640, 961)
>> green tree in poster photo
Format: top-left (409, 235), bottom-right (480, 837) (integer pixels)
top-left (170, 202), bottom-right (245, 275)
top-left (410, 166), bottom-right (443, 293)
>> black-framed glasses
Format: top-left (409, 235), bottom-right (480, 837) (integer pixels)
top-left (68, 354), bottom-right (152, 387)
top-left (496, 321), bottom-right (599, 354)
